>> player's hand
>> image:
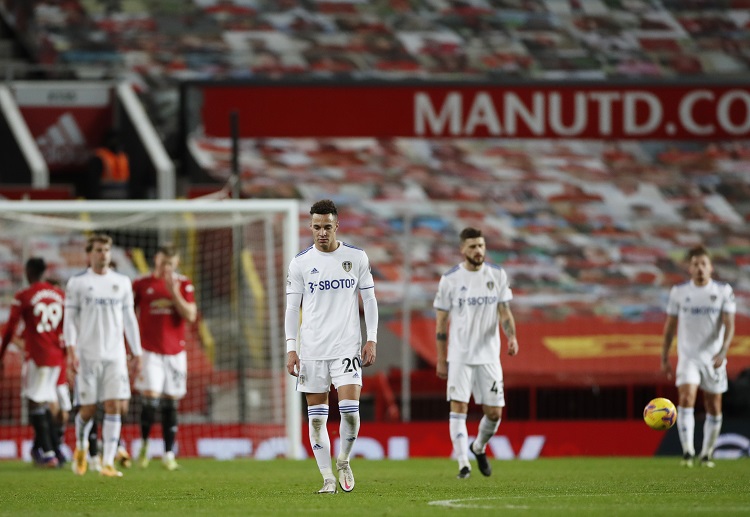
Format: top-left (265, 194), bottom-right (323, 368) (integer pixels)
top-left (164, 272), bottom-right (178, 296)
top-left (286, 351), bottom-right (300, 377)
top-left (436, 358), bottom-right (448, 380)
top-left (507, 337), bottom-right (519, 356)
top-left (712, 353), bottom-right (726, 369)
top-left (67, 348), bottom-right (79, 375)
top-left (661, 359), bottom-right (673, 380)
top-left (362, 341), bottom-right (376, 367)
top-left (130, 355), bottom-right (143, 378)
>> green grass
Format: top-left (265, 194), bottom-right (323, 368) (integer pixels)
top-left (1, 458), bottom-right (749, 516)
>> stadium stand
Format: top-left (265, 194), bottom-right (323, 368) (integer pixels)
top-left (1, 0), bottom-right (749, 423)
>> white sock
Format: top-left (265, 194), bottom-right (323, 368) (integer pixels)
top-left (75, 413), bottom-right (94, 451)
top-left (677, 406), bottom-right (695, 456)
top-left (308, 404), bottom-right (333, 479)
top-left (700, 413), bottom-right (723, 459)
top-left (338, 399), bottom-right (360, 463)
top-left (449, 412), bottom-right (470, 470)
top-left (474, 415), bottom-right (500, 453)
top-left (102, 413), bottom-right (122, 468)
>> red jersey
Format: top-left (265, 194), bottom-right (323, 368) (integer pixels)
top-left (132, 273), bottom-right (195, 355)
top-left (0, 281), bottom-right (65, 367)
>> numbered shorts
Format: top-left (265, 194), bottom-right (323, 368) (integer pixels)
top-left (296, 355), bottom-right (363, 393)
top-left (56, 383), bottom-right (72, 412)
top-left (134, 350), bottom-right (187, 398)
top-left (676, 356), bottom-right (728, 394)
top-left (21, 360), bottom-right (61, 404)
top-left (74, 358), bottom-right (131, 406)
top-left (447, 362), bottom-right (505, 407)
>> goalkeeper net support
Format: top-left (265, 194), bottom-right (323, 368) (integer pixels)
top-left (0, 199), bottom-right (302, 460)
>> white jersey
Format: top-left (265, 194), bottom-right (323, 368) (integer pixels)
top-left (63, 268), bottom-right (142, 362)
top-left (287, 242), bottom-right (375, 360)
top-left (434, 263), bottom-right (512, 365)
top-left (666, 279), bottom-right (736, 363)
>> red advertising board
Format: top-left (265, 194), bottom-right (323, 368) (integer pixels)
top-left (391, 315), bottom-right (750, 385)
top-left (12, 82), bottom-right (113, 173)
top-left (0, 421), bottom-right (666, 460)
top-left (200, 83), bottom-right (750, 140)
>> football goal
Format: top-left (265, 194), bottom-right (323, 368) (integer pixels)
top-left (0, 199), bottom-right (302, 459)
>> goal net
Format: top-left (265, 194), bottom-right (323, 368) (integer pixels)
top-left (0, 199), bottom-right (302, 460)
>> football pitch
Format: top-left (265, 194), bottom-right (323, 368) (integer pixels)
top-left (1, 457), bottom-right (748, 516)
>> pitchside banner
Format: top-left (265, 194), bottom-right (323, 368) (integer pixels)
top-left (2, 421), bottom-right (749, 460)
top-left (199, 82), bottom-right (750, 139)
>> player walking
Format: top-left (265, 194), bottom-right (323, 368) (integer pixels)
top-left (434, 227), bottom-right (519, 479)
top-left (133, 244), bottom-right (197, 471)
top-left (285, 199), bottom-right (378, 494)
top-left (65, 234), bottom-right (142, 477)
top-left (662, 245), bottom-right (736, 468)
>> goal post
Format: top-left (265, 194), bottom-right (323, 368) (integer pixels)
top-left (0, 199), bottom-right (302, 459)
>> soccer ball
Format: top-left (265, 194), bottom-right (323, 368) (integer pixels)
top-left (643, 397), bottom-right (677, 430)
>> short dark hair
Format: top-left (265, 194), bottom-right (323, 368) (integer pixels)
top-left (686, 245), bottom-right (710, 261)
top-left (25, 257), bottom-right (46, 281)
top-left (310, 199), bottom-right (338, 217)
top-left (156, 243), bottom-right (178, 258)
top-left (460, 227), bottom-right (483, 242)
top-left (86, 233), bottom-right (112, 252)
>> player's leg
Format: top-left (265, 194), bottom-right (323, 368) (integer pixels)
top-left (29, 400), bottom-right (57, 467)
top-left (73, 403), bottom-right (96, 475)
top-left (88, 417), bottom-right (102, 471)
top-left (135, 351), bottom-right (162, 468)
top-left (447, 362), bottom-right (472, 478)
top-left (301, 359), bottom-right (336, 493)
top-left (73, 357), bottom-right (100, 473)
top-left (100, 399), bottom-right (124, 477)
top-left (332, 356), bottom-right (364, 492)
top-left (160, 351), bottom-right (187, 471)
top-left (160, 397), bottom-right (180, 470)
top-left (98, 359), bottom-right (132, 477)
top-left (54, 382), bottom-right (72, 465)
top-left (676, 384), bottom-right (698, 466)
top-left (115, 399), bottom-right (131, 468)
top-left (698, 362), bottom-right (727, 467)
top-left (24, 361), bottom-right (61, 468)
top-left (335, 384), bottom-right (360, 492)
top-left (675, 359), bottom-right (700, 466)
top-left (470, 363), bottom-right (505, 477)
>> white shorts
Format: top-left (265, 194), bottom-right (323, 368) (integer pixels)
top-left (296, 355), bottom-right (363, 393)
top-left (57, 383), bottom-right (72, 412)
top-left (676, 356), bottom-right (728, 394)
top-left (447, 362), bottom-right (505, 407)
top-left (74, 358), bottom-right (131, 406)
top-left (21, 360), bottom-right (60, 404)
top-left (134, 350), bottom-right (187, 398)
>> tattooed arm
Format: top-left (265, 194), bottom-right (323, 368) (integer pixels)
top-left (498, 301), bottom-right (518, 356)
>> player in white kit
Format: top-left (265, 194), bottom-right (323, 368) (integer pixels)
top-left (64, 234), bottom-right (142, 478)
top-left (434, 227), bottom-right (519, 479)
top-left (285, 199), bottom-right (378, 494)
top-left (662, 245), bottom-right (736, 468)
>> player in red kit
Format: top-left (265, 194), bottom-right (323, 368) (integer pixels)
top-left (133, 244), bottom-right (197, 471)
top-left (0, 258), bottom-right (65, 468)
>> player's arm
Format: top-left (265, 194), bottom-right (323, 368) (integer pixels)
top-left (661, 314), bottom-right (678, 378)
top-left (0, 300), bottom-right (22, 368)
top-left (166, 276), bottom-right (197, 323)
top-left (435, 309), bottom-right (449, 380)
top-left (498, 301), bottom-right (518, 356)
top-left (63, 282), bottom-right (81, 374)
top-left (715, 311), bottom-right (735, 369)
top-left (123, 287), bottom-right (143, 377)
top-left (285, 291), bottom-right (302, 377)
top-left (360, 286), bottom-right (378, 367)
